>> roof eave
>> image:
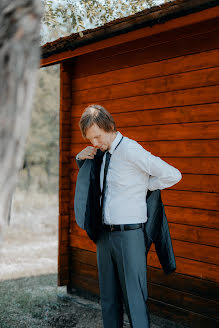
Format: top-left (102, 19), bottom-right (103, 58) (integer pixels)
top-left (41, 0), bottom-right (218, 65)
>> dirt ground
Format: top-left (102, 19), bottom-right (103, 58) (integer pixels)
top-left (0, 190), bottom-right (187, 328)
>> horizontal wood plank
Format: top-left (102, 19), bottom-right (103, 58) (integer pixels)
top-left (71, 49), bottom-right (219, 91)
top-left (70, 273), bottom-right (99, 295)
top-left (165, 206), bottom-right (219, 229)
top-left (70, 234), bottom-right (95, 252)
top-left (147, 251), bottom-right (219, 282)
top-left (71, 120), bottom-right (219, 143)
top-left (148, 298), bottom-right (217, 328)
top-left (151, 240), bottom-right (219, 266)
top-left (169, 223), bottom-right (219, 247)
top-left (71, 85), bottom-right (219, 117)
top-left (70, 19), bottom-right (219, 72)
top-left (72, 67), bottom-right (219, 105)
top-left (161, 189), bottom-right (219, 212)
top-left (176, 174), bottom-right (219, 193)
top-left (156, 157), bottom-right (219, 175)
top-left (71, 29), bottom-right (219, 78)
top-left (71, 103), bottom-right (219, 126)
top-left (71, 248), bottom-right (96, 266)
top-left (71, 260), bottom-right (98, 280)
top-left (147, 266), bottom-right (219, 303)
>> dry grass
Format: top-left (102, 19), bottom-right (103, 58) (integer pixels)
top-left (0, 189), bottom-right (58, 281)
top-left (0, 274), bottom-right (104, 328)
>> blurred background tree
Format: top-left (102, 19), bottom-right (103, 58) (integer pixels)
top-left (18, 65), bottom-right (60, 193)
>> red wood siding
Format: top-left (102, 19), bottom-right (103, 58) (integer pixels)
top-left (58, 12), bottom-right (219, 328)
top-left (58, 63), bottom-right (72, 286)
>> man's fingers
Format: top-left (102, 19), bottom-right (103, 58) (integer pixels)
top-left (86, 147), bottom-right (97, 155)
top-left (85, 151), bottom-right (95, 156)
top-left (90, 147), bottom-right (97, 154)
top-left (88, 146), bottom-right (96, 151)
top-left (79, 146), bottom-right (97, 160)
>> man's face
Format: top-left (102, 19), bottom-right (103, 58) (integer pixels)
top-left (85, 124), bottom-right (113, 152)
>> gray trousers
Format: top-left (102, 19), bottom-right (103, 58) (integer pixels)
top-left (96, 227), bottom-right (150, 328)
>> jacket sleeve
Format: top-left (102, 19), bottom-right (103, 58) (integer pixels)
top-left (154, 202), bottom-right (176, 275)
top-left (145, 190), bottom-right (176, 275)
top-left (76, 155), bottom-right (85, 169)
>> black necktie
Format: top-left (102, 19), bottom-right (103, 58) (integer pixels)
top-left (101, 151), bottom-right (111, 214)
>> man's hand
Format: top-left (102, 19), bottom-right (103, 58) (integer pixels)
top-left (77, 146), bottom-right (97, 160)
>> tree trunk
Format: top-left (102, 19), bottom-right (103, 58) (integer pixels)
top-left (0, 0), bottom-right (43, 245)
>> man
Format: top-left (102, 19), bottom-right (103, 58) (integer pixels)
top-left (75, 104), bottom-right (182, 328)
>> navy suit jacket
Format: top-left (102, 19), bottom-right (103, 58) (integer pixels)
top-left (74, 149), bottom-right (176, 274)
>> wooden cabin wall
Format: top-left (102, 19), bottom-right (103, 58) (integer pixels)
top-left (58, 62), bottom-right (72, 286)
top-left (59, 14), bottom-right (219, 327)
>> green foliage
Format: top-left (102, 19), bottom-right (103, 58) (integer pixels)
top-left (41, 0), bottom-right (156, 43)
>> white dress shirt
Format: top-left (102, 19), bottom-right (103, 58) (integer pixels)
top-left (100, 131), bottom-right (182, 225)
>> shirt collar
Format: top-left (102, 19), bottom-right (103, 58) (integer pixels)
top-left (108, 131), bottom-right (122, 155)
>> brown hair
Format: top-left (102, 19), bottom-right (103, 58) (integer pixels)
top-left (79, 104), bottom-right (117, 138)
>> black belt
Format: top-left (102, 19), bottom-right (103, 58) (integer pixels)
top-left (102, 223), bottom-right (144, 232)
